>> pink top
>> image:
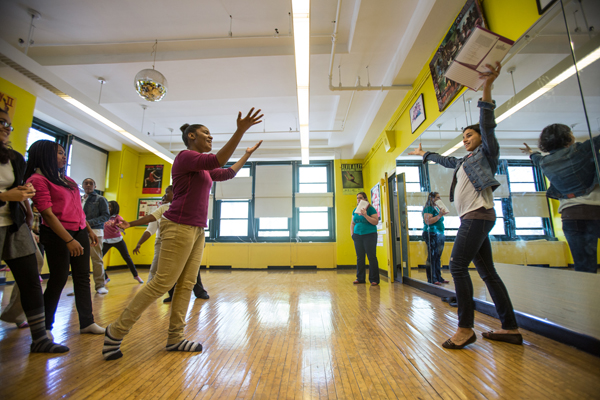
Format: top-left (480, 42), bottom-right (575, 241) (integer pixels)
top-left (27, 173), bottom-right (87, 231)
top-left (163, 150), bottom-right (236, 227)
top-left (104, 215), bottom-right (125, 240)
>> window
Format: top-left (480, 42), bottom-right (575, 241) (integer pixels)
top-left (26, 128), bottom-right (55, 153)
top-left (397, 163), bottom-right (427, 237)
top-left (295, 164), bottom-right (334, 240)
top-left (507, 163), bottom-right (550, 237)
top-left (218, 200), bottom-right (250, 237)
top-left (396, 166), bottom-right (422, 192)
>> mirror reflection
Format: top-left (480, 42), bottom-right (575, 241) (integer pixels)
top-left (397, 0), bottom-right (600, 339)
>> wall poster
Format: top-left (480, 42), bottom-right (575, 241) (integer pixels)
top-left (341, 163), bottom-right (364, 195)
top-left (142, 164), bottom-right (163, 194)
top-left (429, 0), bottom-right (486, 111)
top-left (0, 92), bottom-right (16, 119)
top-left (370, 182), bottom-right (381, 223)
top-left (137, 198), bottom-right (162, 223)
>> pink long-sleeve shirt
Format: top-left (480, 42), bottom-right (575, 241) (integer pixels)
top-left (103, 215), bottom-right (126, 240)
top-left (27, 173), bottom-right (87, 231)
top-left (163, 150), bottom-right (236, 227)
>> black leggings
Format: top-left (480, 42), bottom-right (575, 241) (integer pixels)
top-left (6, 253), bottom-right (43, 315)
top-left (41, 226), bottom-right (95, 330)
top-left (102, 240), bottom-right (138, 278)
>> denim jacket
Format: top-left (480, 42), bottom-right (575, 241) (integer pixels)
top-left (82, 192), bottom-right (110, 229)
top-left (423, 100), bottom-right (500, 202)
top-left (530, 135), bottom-right (600, 200)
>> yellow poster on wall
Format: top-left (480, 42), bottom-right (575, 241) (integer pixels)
top-left (0, 91), bottom-right (16, 119)
top-left (341, 163), bottom-right (364, 195)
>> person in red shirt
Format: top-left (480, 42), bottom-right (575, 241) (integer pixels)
top-left (103, 108), bottom-right (263, 360)
top-left (25, 140), bottom-right (105, 339)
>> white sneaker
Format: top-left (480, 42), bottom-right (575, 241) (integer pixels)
top-left (97, 287), bottom-right (109, 294)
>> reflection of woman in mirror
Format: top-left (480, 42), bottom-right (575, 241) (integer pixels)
top-left (351, 192), bottom-right (380, 286)
top-left (422, 192), bottom-right (449, 285)
top-left (410, 62), bottom-right (521, 349)
top-left (521, 125), bottom-right (600, 273)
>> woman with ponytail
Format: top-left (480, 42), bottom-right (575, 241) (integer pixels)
top-left (103, 108), bottom-right (263, 360)
top-left (25, 140), bottom-right (105, 339)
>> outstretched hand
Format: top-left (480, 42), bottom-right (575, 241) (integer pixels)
top-left (117, 221), bottom-right (131, 230)
top-left (480, 62), bottom-right (501, 87)
top-left (520, 143), bottom-right (533, 155)
top-left (408, 143), bottom-right (425, 157)
top-left (246, 140), bottom-right (263, 155)
top-left (237, 108), bottom-right (264, 134)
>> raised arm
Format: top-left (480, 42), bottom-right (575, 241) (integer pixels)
top-left (408, 143), bottom-right (460, 169)
top-left (117, 214), bottom-right (157, 230)
top-left (229, 141), bottom-right (263, 173)
top-left (478, 62), bottom-right (501, 158)
top-left (216, 108), bottom-right (263, 167)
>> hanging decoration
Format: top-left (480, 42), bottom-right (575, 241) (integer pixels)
top-left (134, 40), bottom-right (168, 102)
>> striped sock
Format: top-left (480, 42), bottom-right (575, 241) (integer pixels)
top-left (26, 308), bottom-right (69, 353)
top-left (102, 325), bottom-right (123, 361)
top-left (166, 339), bottom-right (203, 352)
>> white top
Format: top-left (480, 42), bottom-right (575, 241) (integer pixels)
top-left (453, 165), bottom-right (494, 217)
top-left (558, 185), bottom-right (600, 213)
top-left (81, 195), bottom-right (103, 237)
top-left (0, 162), bottom-right (15, 227)
top-left (145, 203), bottom-right (170, 240)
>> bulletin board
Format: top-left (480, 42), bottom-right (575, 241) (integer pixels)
top-left (137, 197), bottom-right (162, 224)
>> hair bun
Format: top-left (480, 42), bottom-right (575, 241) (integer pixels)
top-left (180, 124), bottom-right (190, 134)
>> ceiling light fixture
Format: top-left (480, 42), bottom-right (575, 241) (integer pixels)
top-left (292, 0), bottom-right (310, 164)
top-left (59, 94), bottom-right (174, 163)
top-left (134, 40), bottom-right (168, 102)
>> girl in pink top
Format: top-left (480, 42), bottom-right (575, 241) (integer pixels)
top-left (103, 108), bottom-right (263, 360)
top-left (25, 140), bottom-right (105, 338)
top-left (102, 200), bottom-right (142, 283)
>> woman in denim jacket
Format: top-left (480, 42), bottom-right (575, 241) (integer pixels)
top-left (522, 125), bottom-right (600, 273)
top-left (410, 63), bottom-right (521, 349)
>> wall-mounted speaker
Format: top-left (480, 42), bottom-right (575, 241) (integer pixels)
top-left (383, 130), bottom-right (396, 152)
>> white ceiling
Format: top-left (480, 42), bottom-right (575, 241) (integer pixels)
top-left (0, 0), bottom-right (468, 161)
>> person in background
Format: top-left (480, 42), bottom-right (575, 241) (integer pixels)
top-left (102, 200), bottom-right (143, 283)
top-left (122, 185), bottom-right (209, 303)
top-left (409, 63), bottom-right (521, 349)
top-left (351, 191), bottom-right (380, 286)
top-left (82, 178), bottom-right (110, 293)
top-left (521, 125), bottom-right (600, 273)
top-left (102, 108), bottom-right (263, 361)
top-left (25, 139), bottom-right (105, 339)
top-left (422, 192), bottom-right (449, 285)
top-left (0, 110), bottom-right (69, 353)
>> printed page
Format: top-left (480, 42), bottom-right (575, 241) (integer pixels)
top-left (476, 40), bottom-right (513, 72)
top-left (454, 27), bottom-right (498, 67)
top-left (445, 62), bottom-right (484, 91)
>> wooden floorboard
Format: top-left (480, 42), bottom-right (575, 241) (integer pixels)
top-left (1, 269), bottom-right (599, 399)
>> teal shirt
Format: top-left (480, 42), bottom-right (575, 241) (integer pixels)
top-left (352, 205), bottom-right (378, 235)
top-left (423, 205), bottom-right (444, 234)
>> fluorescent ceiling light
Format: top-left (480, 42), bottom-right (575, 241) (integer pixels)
top-left (441, 142), bottom-right (464, 157)
top-left (292, 0), bottom-right (310, 164)
top-left (59, 95), bottom-right (174, 163)
top-left (496, 45), bottom-right (600, 124)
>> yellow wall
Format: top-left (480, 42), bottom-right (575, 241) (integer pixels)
top-left (0, 77), bottom-right (36, 155)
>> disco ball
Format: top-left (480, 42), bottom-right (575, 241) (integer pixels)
top-left (134, 68), bottom-right (168, 102)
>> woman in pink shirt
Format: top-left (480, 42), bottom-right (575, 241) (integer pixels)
top-left (25, 140), bottom-right (105, 338)
top-left (103, 108), bottom-right (263, 360)
top-left (102, 200), bottom-right (142, 283)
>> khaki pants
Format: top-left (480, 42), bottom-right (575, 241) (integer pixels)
top-left (111, 219), bottom-right (205, 344)
top-left (0, 232), bottom-right (44, 324)
top-left (90, 235), bottom-right (106, 290)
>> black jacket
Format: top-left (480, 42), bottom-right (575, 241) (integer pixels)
top-left (0, 150), bottom-right (29, 233)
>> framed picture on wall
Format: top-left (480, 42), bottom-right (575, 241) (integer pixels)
top-left (410, 94), bottom-right (426, 133)
top-left (142, 164), bottom-right (163, 194)
top-left (429, 0), bottom-right (486, 111)
top-left (537, 0), bottom-right (558, 14)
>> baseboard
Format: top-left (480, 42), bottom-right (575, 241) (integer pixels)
top-left (402, 276), bottom-right (600, 358)
top-left (336, 265), bottom-right (355, 269)
top-left (379, 268), bottom-right (388, 277)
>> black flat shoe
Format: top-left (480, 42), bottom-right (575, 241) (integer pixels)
top-left (482, 331), bottom-right (523, 345)
top-left (442, 332), bottom-right (477, 349)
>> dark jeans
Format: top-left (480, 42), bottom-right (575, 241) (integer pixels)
top-left (40, 225), bottom-right (95, 330)
top-left (6, 253), bottom-right (43, 315)
top-left (562, 219), bottom-right (600, 273)
top-left (353, 232), bottom-right (380, 284)
top-left (102, 240), bottom-right (138, 277)
top-left (423, 231), bottom-right (445, 283)
top-left (449, 218), bottom-right (518, 330)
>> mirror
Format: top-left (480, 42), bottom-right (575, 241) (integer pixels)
top-left (397, 0), bottom-right (600, 340)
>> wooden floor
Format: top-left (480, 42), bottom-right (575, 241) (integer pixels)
top-left (1, 270), bottom-right (599, 399)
